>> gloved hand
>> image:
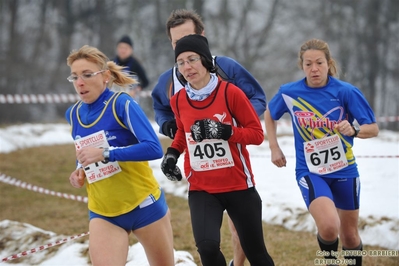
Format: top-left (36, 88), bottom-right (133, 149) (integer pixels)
top-left (162, 119), bottom-right (177, 139)
top-left (190, 119), bottom-right (232, 142)
top-left (161, 147), bottom-right (182, 181)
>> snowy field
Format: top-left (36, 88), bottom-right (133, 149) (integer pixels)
top-left (0, 122), bottom-right (398, 265)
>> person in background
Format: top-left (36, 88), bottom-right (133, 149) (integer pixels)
top-left (113, 35), bottom-right (149, 102)
top-left (65, 45), bottom-right (174, 266)
top-left (264, 38), bottom-right (379, 266)
top-left (151, 9), bottom-right (267, 266)
top-left (161, 34), bottom-right (274, 266)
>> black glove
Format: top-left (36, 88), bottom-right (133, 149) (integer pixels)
top-left (162, 119), bottom-right (177, 139)
top-left (190, 119), bottom-right (232, 142)
top-left (161, 147), bottom-right (182, 181)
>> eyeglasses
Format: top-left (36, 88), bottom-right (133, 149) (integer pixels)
top-left (67, 70), bottom-right (106, 83)
top-left (175, 57), bottom-right (201, 69)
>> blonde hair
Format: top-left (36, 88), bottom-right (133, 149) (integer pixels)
top-left (67, 45), bottom-right (137, 87)
top-left (298, 39), bottom-right (339, 78)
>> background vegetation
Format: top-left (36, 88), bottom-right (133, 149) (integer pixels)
top-left (0, 0), bottom-right (398, 130)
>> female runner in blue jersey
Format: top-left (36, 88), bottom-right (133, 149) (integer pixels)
top-left (265, 38), bottom-right (379, 266)
top-left (65, 45), bottom-right (174, 266)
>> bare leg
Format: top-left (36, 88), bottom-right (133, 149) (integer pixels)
top-left (338, 209), bottom-right (363, 265)
top-left (309, 197), bottom-right (340, 260)
top-left (227, 215), bottom-right (246, 266)
top-left (89, 218), bottom-right (129, 266)
top-left (309, 197), bottom-right (340, 241)
top-left (134, 209), bottom-right (175, 266)
top-left (337, 209), bottom-right (361, 248)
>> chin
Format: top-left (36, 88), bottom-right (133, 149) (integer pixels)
top-left (80, 96), bottom-right (92, 104)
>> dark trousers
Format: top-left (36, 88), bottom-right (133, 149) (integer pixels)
top-left (188, 188), bottom-right (274, 266)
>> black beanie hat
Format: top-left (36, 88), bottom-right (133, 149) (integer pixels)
top-left (118, 35), bottom-right (133, 48)
top-left (175, 34), bottom-right (212, 62)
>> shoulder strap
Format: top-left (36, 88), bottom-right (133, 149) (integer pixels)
top-left (174, 90), bottom-right (184, 120)
top-left (213, 56), bottom-right (230, 81)
top-left (69, 100), bottom-right (81, 132)
top-left (223, 82), bottom-right (234, 117)
top-left (166, 73), bottom-right (174, 99)
top-left (112, 91), bottom-right (129, 129)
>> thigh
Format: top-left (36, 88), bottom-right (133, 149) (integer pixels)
top-left (188, 191), bottom-right (225, 245)
top-left (134, 209), bottom-right (174, 266)
top-left (225, 189), bottom-right (266, 255)
top-left (89, 218), bottom-right (129, 266)
top-left (331, 177), bottom-right (360, 210)
top-left (225, 188), bottom-right (262, 222)
top-left (297, 173), bottom-right (334, 208)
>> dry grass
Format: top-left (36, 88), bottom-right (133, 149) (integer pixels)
top-left (0, 144), bottom-right (397, 265)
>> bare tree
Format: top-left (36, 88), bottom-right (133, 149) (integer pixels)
top-left (318, 0), bottom-right (399, 129)
top-left (0, 0), bottom-right (397, 129)
top-left (206, 0), bottom-right (279, 72)
top-left (0, 0), bottom-right (31, 123)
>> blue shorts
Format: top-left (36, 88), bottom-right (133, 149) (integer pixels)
top-left (89, 189), bottom-right (168, 231)
top-left (297, 174), bottom-right (360, 210)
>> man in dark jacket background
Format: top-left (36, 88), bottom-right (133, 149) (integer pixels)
top-left (113, 35), bottom-right (149, 101)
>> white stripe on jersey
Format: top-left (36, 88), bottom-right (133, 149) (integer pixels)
top-left (232, 117), bottom-right (254, 188)
top-left (299, 176), bottom-right (309, 189)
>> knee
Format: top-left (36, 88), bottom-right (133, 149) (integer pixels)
top-left (318, 221), bottom-right (340, 240)
top-left (197, 240), bottom-right (220, 260)
top-left (341, 231), bottom-right (361, 248)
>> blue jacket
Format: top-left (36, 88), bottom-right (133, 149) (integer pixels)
top-left (151, 55), bottom-right (266, 134)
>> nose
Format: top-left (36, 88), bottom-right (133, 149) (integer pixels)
top-left (75, 76), bottom-right (85, 85)
top-left (311, 63), bottom-right (318, 71)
